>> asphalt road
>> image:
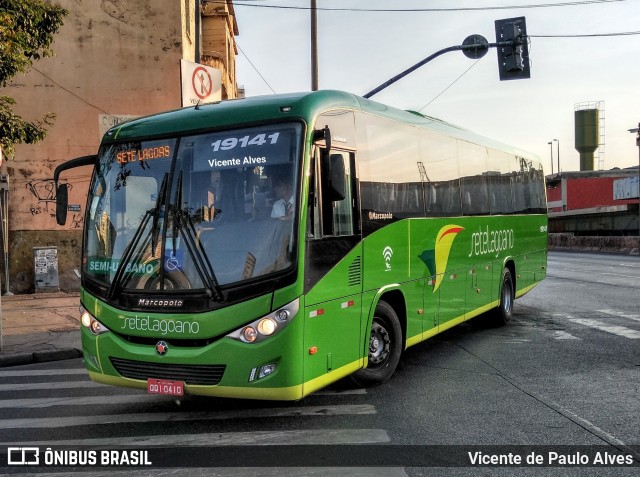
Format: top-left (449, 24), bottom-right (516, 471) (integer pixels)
top-left (0, 251), bottom-right (638, 476)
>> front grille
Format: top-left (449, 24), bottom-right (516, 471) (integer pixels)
top-left (110, 357), bottom-right (226, 385)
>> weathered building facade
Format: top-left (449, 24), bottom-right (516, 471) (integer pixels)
top-left (1, 0), bottom-right (239, 293)
top-left (547, 168), bottom-right (640, 236)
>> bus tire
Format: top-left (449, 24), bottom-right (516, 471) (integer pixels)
top-left (492, 267), bottom-right (514, 326)
top-left (351, 301), bottom-right (402, 387)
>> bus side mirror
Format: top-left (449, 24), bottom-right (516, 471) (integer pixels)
top-left (56, 183), bottom-right (68, 225)
top-left (313, 125), bottom-right (331, 153)
top-left (322, 153), bottom-right (346, 201)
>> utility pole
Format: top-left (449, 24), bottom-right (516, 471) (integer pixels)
top-left (310, 0), bottom-right (318, 91)
top-left (554, 138), bottom-right (560, 174)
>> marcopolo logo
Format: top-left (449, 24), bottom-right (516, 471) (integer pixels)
top-left (137, 298), bottom-right (184, 308)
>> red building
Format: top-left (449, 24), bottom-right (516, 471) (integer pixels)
top-left (546, 168), bottom-right (639, 236)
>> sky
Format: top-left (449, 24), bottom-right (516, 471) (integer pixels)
top-left (231, 0), bottom-right (640, 173)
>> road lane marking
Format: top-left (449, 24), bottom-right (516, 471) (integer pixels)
top-left (0, 368), bottom-right (87, 377)
top-left (552, 330), bottom-right (580, 340)
top-left (569, 318), bottom-right (640, 339)
top-left (316, 388), bottom-right (367, 395)
top-left (0, 428), bottom-right (389, 446)
top-left (597, 309), bottom-right (640, 323)
top-left (0, 380), bottom-right (106, 392)
top-left (0, 404), bottom-right (376, 428)
top-left (0, 393), bottom-right (171, 408)
top-left (600, 272), bottom-right (640, 279)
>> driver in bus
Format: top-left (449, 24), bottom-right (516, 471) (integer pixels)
top-left (271, 177), bottom-right (294, 219)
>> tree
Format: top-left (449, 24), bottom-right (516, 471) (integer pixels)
top-left (0, 0), bottom-right (67, 158)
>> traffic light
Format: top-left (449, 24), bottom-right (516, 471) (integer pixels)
top-left (494, 17), bottom-right (530, 81)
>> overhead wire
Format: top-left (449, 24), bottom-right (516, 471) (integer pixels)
top-left (205, 0), bottom-right (625, 12)
top-left (418, 59), bottom-right (484, 112)
top-left (530, 31), bottom-right (640, 37)
top-left (30, 67), bottom-right (110, 115)
top-left (236, 42), bottom-right (277, 93)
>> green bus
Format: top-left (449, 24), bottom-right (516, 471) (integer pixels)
top-left (55, 90), bottom-right (547, 400)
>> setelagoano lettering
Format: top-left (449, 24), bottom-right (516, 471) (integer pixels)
top-left (121, 316), bottom-right (199, 336)
top-left (468, 225), bottom-right (515, 258)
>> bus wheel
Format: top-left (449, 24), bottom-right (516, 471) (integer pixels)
top-left (351, 301), bottom-right (402, 387)
top-left (492, 267), bottom-right (514, 326)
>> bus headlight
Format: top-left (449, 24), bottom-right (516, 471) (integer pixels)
top-left (227, 298), bottom-right (299, 344)
top-left (257, 318), bottom-right (276, 336)
top-left (80, 306), bottom-right (110, 336)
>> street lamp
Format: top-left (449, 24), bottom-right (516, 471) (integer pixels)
top-left (553, 139), bottom-right (560, 174)
top-left (547, 141), bottom-right (554, 175)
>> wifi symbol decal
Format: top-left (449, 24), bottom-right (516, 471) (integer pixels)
top-left (382, 246), bottom-right (394, 271)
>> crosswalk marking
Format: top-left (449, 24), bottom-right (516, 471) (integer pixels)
top-left (552, 330), bottom-right (580, 341)
top-left (0, 380), bottom-right (106, 392)
top-left (550, 311), bottom-right (640, 340)
top-left (0, 428), bottom-right (390, 447)
top-left (0, 404), bottom-right (376, 429)
top-left (0, 390), bottom-right (377, 411)
top-left (0, 393), bottom-right (163, 409)
top-left (0, 381), bottom-right (369, 393)
top-left (0, 365), bottom-right (402, 474)
top-left (569, 318), bottom-right (640, 339)
top-left (597, 309), bottom-right (640, 323)
top-left (0, 368), bottom-right (87, 377)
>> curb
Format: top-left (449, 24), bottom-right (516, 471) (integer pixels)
top-left (0, 348), bottom-right (83, 368)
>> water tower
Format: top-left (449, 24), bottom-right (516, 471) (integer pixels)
top-left (574, 102), bottom-right (605, 171)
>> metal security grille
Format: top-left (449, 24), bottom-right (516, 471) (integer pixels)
top-left (110, 358), bottom-right (226, 385)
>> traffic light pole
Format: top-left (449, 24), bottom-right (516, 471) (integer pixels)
top-left (363, 39), bottom-right (518, 99)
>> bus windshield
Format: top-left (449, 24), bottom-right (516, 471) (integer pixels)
top-left (83, 122), bottom-right (303, 293)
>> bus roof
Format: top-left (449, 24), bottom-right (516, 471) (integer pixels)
top-left (104, 90), bottom-right (537, 161)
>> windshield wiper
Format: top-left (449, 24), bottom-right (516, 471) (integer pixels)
top-left (107, 173), bottom-right (169, 299)
top-left (151, 173), bottom-right (169, 252)
top-left (172, 172), bottom-right (224, 302)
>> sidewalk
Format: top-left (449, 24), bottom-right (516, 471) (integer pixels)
top-left (0, 291), bottom-right (83, 367)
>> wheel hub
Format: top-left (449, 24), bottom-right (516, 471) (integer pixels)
top-left (368, 322), bottom-right (390, 365)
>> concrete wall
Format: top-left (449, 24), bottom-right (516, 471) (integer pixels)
top-left (549, 233), bottom-right (640, 255)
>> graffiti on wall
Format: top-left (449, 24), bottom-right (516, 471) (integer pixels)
top-left (25, 178), bottom-right (84, 228)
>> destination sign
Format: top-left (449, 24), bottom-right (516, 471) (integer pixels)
top-left (111, 140), bottom-right (175, 165)
top-left (188, 124), bottom-right (301, 172)
top-left (116, 145), bottom-right (172, 165)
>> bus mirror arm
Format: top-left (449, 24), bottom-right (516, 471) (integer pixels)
top-left (313, 125), bottom-right (331, 153)
top-left (53, 155), bottom-right (97, 226)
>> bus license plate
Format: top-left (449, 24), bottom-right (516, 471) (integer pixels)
top-left (147, 378), bottom-right (184, 396)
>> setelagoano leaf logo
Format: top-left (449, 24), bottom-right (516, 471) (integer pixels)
top-left (418, 224), bottom-right (464, 293)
